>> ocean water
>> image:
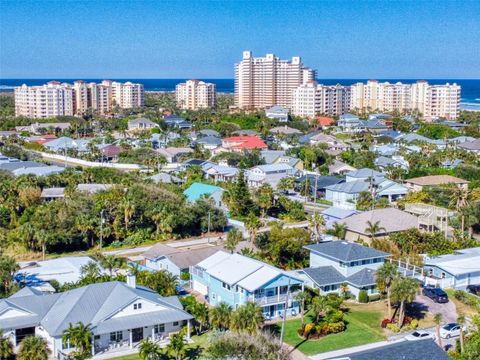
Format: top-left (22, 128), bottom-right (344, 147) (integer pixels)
top-left (1, 78), bottom-right (479, 109)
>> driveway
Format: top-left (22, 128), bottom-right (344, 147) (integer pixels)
top-left (414, 294), bottom-right (458, 323)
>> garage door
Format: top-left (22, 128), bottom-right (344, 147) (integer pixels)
top-left (192, 280), bottom-right (208, 295)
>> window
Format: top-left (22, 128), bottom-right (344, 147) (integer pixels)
top-left (173, 321), bottom-right (179, 326)
top-left (154, 324), bottom-right (165, 333)
top-left (133, 303), bottom-right (142, 310)
top-left (222, 282), bottom-right (231, 290)
top-left (110, 331), bottom-right (123, 342)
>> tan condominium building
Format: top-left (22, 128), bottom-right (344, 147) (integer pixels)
top-left (14, 81), bottom-right (74, 118)
top-left (292, 81), bottom-right (351, 118)
top-left (235, 51), bottom-right (315, 109)
top-left (15, 80), bottom-right (144, 118)
top-left (176, 80), bottom-right (216, 110)
top-left (350, 80), bottom-right (460, 120)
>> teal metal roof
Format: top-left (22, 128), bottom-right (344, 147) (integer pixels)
top-left (183, 182), bottom-right (223, 202)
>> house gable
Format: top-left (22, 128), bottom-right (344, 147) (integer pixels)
top-left (110, 298), bottom-right (168, 319)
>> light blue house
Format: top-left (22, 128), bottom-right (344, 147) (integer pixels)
top-left (295, 241), bottom-right (390, 299)
top-left (183, 182), bottom-right (225, 209)
top-left (190, 251), bottom-right (304, 319)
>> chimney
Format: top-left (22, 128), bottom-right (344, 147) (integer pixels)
top-left (126, 273), bottom-right (136, 288)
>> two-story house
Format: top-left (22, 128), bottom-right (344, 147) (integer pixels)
top-left (245, 163), bottom-right (296, 189)
top-left (190, 251), bottom-right (304, 319)
top-left (296, 241), bottom-right (390, 300)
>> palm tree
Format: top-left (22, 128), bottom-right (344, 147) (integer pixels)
top-left (0, 329), bottom-right (14, 360)
top-left (365, 220), bottom-right (386, 241)
top-left (193, 302), bottom-right (209, 334)
top-left (457, 313), bottom-right (466, 353)
top-left (433, 313), bottom-right (443, 348)
top-left (376, 262), bottom-right (398, 319)
top-left (244, 213), bottom-right (260, 243)
top-left (309, 213), bottom-right (325, 242)
top-left (100, 255), bottom-right (126, 276)
top-left (330, 222), bottom-right (347, 240)
top-left (390, 277), bottom-right (418, 327)
top-left (166, 328), bottom-right (187, 360)
top-left (294, 291), bottom-right (310, 327)
top-left (62, 322), bottom-right (93, 358)
top-left (209, 302), bottom-right (233, 330)
top-left (224, 228), bottom-right (243, 253)
top-left (230, 302), bottom-right (264, 335)
top-left (121, 199), bottom-right (136, 231)
top-left (139, 338), bottom-right (163, 360)
top-left (17, 336), bottom-right (51, 360)
top-left (339, 282), bottom-right (349, 299)
top-left (311, 295), bottom-right (327, 324)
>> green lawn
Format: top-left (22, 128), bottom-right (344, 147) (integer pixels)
top-left (270, 307), bottom-right (386, 356)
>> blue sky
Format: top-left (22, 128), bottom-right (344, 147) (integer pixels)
top-left (1, 0), bottom-right (479, 79)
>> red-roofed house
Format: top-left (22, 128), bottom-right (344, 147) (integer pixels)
top-left (317, 116), bottom-right (335, 127)
top-left (222, 136), bottom-right (267, 152)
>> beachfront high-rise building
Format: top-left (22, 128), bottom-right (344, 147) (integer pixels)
top-left (15, 80), bottom-right (144, 118)
top-left (176, 80), bottom-right (216, 110)
top-left (14, 81), bottom-right (74, 118)
top-left (292, 81), bottom-right (351, 118)
top-left (350, 80), bottom-right (460, 120)
top-left (235, 51), bottom-right (315, 109)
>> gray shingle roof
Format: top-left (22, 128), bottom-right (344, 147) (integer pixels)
top-left (340, 208), bottom-right (418, 235)
top-left (346, 268), bottom-right (377, 287)
top-left (305, 241), bottom-right (389, 262)
top-left (303, 266), bottom-right (345, 286)
top-left (344, 339), bottom-right (450, 360)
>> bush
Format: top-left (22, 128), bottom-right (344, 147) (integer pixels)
top-left (180, 272), bottom-right (190, 281)
top-left (409, 319), bottom-right (419, 330)
top-left (303, 323), bottom-right (315, 338)
top-left (358, 290), bottom-right (369, 303)
top-left (368, 293), bottom-right (381, 302)
top-left (387, 323), bottom-right (401, 333)
top-left (381, 318), bottom-right (392, 328)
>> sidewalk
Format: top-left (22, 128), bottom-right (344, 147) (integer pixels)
top-left (309, 339), bottom-right (406, 360)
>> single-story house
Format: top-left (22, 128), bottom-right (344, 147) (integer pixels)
top-left (195, 135), bottom-right (222, 150)
top-left (43, 137), bottom-right (90, 153)
top-left (183, 182), bottom-right (225, 209)
top-left (190, 251), bottom-right (304, 319)
top-left (321, 206), bottom-right (357, 228)
top-left (203, 163), bottom-right (239, 183)
top-left (328, 160), bottom-right (356, 175)
top-left (163, 115), bottom-right (192, 129)
top-left (77, 183), bottom-right (113, 194)
top-left (269, 126), bottom-right (302, 136)
top-left (16, 122), bottom-right (71, 134)
top-left (265, 105), bottom-right (289, 122)
top-left (295, 175), bottom-right (344, 198)
top-left (423, 247), bottom-right (480, 289)
top-left (40, 187), bottom-right (65, 200)
top-left (245, 163), bottom-right (296, 188)
top-left (149, 172), bottom-right (183, 185)
top-left (457, 139), bottom-right (480, 154)
top-left (127, 118), bottom-right (159, 132)
top-left (222, 136), bottom-right (268, 152)
top-left (339, 208), bottom-right (418, 242)
top-left (0, 280), bottom-right (193, 359)
top-left (404, 175), bottom-right (469, 192)
top-left (374, 155), bottom-right (409, 171)
top-left (156, 147), bottom-right (194, 163)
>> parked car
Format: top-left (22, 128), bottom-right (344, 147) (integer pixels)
top-left (422, 286), bottom-right (449, 303)
top-left (466, 284), bottom-right (480, 296)
top-left (440, 323), bottom-right (466, 339)
top-left (405, 330), bottom-right (435, 341)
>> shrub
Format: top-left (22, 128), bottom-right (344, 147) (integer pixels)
top-left (303, 323), bottom-right (315, 338)
top-left (358, 290), bottom-right (369, 303)
top-left (387, 323), bottom-right (401, 333)
top-left (409, 319), bottom-right (419, 330)
top-left (381, 318), bottom-right (392, 328)
top-left (326, 321), bottom-right (346, 334)
top-left (368, 293), bottom-right (381, 302)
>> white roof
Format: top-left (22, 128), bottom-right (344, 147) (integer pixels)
top-left (196, 251), bottom-right (302, 291)
top-left (425, 247), bottom-right (480, 276)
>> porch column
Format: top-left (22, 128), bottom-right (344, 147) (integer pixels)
top-left (186, 320), bottom-right (191, 341)
top-left (152, 327), bottom-right (155, 341)
top-left (277, 286), bottom-right (280, 302)
top-left (91, 334), bottom-right (95, 356)
top-left (129, 330), bottom-right (133, 349)
top-left (301, 283), bottom-right (304, 291)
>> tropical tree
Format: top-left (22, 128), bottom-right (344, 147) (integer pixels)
top-left (390, 277), bottom-right (418, 326)
top-left (329, 222), bottom-right (347, 240)
top-left (139, 338), bottom-right (163, 360)
top-left (244, 213), bottom-right (261, 243)
top-left (80, 261), bottom-right (102, 281)
top-left (339, 282), bottom-right (349, 299)
top-left (166, 328), bottom-right (187, 360)
top-left (0, 329), bottom-right (14, 360)
top-left (230, 302), bottom-right (264, 335)
top-left (277, 176), bottom-right (295, 194)
top-left (0, 253), bottom-right (19, 297)
top-left (375, 262), bottom-right (398, 319)
top-left (99, 255), bottom-right (126, 276)
top-left (17, 336), bottom-right (51, 360)
top-left (255, 183), bottom-right (274, 220)
top-left (139, 270), bottom-right (178, 296)
top-left (224, 228), bottom-right (243, 253)
top-left (309, 213), bottom-right (325, 242)
top-left (62, 321), bottom-right (93, 359)
top-left (433, 313), bottom-right (443, 348)
top-left (209, 302), bottom-right (233, 331)
top-left (294, 291), bottom-right (310, 327)
top-left (365, 220), bottom-right (386, 241)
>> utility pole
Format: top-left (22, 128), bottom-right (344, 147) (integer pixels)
top-left (100, 210), bottom-right (105, 250)
top-left (207, 210), bottom-right (211, 244)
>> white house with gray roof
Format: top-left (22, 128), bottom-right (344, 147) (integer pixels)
top-left (296, 241), bottom-right (390, 300)
top-left (0, 280), bottom-right (192, 359)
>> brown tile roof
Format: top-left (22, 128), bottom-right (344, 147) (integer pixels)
top-left (405, 175), bottom-right (469, 186)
